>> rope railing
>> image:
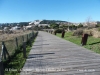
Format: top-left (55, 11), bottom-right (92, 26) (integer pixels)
top-left (0, 31), bottom-right (38, 75)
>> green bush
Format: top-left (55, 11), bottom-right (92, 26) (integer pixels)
top-left (98, 27), bottom-right (100, 31)
top-left (54, 29), bottom-right (63, 33)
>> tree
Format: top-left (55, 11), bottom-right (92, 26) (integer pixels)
top-left (40, 26), bottom-right (43, 29)
top-left (85, 16), bottom-right (94, 28)
top-left (78, 23), bottom-right (83, 28)
top-left (33, 25), bottom-right (39, 30)
top-left (59, 25), bottom-right (63, 28)
top-left (72, 25), bottom-right (77, 30)
top-left (59, 25), bottom-right (68, 29)
top-left (19, 22), bottom-right (29, 27)
top-left (96, 24), bottom-right (100, 27)
top-left (95, 21), bottom-right (100, 27)
top-left (68, 25), bottom-right (72, 30)
top-left (50, 23), bottom-right (59, 29)
top-left (44, 26), bottom-right (49, 29)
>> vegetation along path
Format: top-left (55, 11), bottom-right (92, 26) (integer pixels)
top-left (20, 31), bottom-right (100, 75)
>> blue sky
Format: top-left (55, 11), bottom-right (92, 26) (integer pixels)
top-left (0, 0), bottom-right (100, 23)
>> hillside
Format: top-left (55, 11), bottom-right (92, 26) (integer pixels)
top-left (40, 20), bottom-right (68, 24)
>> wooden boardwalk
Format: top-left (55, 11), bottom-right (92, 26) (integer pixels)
top-left (20, 31), bottom-right (100, 75)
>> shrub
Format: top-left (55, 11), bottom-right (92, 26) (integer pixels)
top-left (54, 29), bottom-right (63, 33)
top-left (98, 27), bottom-right (100, 31)
top-left (73, 29), bottom-right (83, 36)
top-left (92, 31), bottom-right (100, 38)
top-left (84, 30), bottom-right (93, 36)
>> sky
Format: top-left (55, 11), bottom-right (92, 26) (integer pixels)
top-left (0, 0), bottom-right (100, 23)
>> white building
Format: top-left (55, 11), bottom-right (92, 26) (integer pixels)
top-left (29, 20), bottom-right (43, 25)
top-left (11, 26), bottom-right (21, 30)
top-left (38, 24), bottom-right (50, 27)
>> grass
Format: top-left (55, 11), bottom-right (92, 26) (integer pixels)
top-left (3, 33), bottom-right (37, 75)
top-left (0, 30), bottom-right (33, 41)
top-left (4, 46), bottom-right (31, 75)
top-left (56, 31), bottom-right (100, 54)
top-left (0, 30), bottom-right (36, 55)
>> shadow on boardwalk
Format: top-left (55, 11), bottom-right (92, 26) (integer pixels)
top-left (28, 53), bottom-right (55, 59)
top-left (20, 31), bottom-right (100, 75)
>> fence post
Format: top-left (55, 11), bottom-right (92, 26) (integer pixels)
top-left (29, 36), bottom-right (32, 47)
top-left (32, 32), bottom-right (34, 38)
top-left (0, 61), bottom-right (4, 75)
top-left (0, 42), bottom-right (5, 75)
top-left (54, 32), bottom-right (56, 35)
top-left (51, 31), bottom-right (52, 34)
top-left (2, 42), bottom-right (10, 60)
top-left (28, 34), bottom-right (30, 40)
top-left (37, 31), bottom-right (38, 36)
top-left (27, 34), bottom-right (28, 41)
top-left (22, 36), bottom-right (24, 42)
top-left (61, 29), bottom-right (65, 38)
top-left (30, 33), bottom-right (32, 38)
top-left (35, 32), bottom-right (37, 37)
top-left (81, 34), bottom-right (88, 46)
top-left (15, 37), bottom-right (18, 48)
top-left (2, 42), bottom-right (6, 60)
top-left (26, 34), bottom-right (29, 45)
top-left (29, 33), bottom-right (31, 38)
top-left (23, 42), bottom-right (26, 58)
top-left (34, 32), bottom-right (36, 37)
top-left (31, 33), bottom-right (32, 37)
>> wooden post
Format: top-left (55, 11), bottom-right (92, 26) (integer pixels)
top-left (27, 33), bottom-right (31, 46)
top-left (0, 42), bottom-right (4, 75)
top-left (15, 37), bottom-right (18, 48)
top-left (29, 37), bottom-right (32, 47)
top-left (27, 34), bottom-right (28, 41)
top-left (29, 34), bottom-right (30, 39)
top-left (54, 32), bottom-right (56, 35)
top-left (29, 33), bottom-right (30, 39)
top-left (0, 61), bottom-right (4, 75)
top-left (2, 42), bottom-right (10, 60)
top-left (34, 33), bottom-right (36, 37)
top-left (2, 42), bottom-right (6, 60)
top-left (30, 33), bottom-right (32, 37)
top-left (23, 42), bottom-right (26, 58)
top-left (35, 32), bottom-right (37, 37)
top-left (36, 32), bottom-right (39, 36)
top-left (22, 36), bottom-right (24, 42)
top-left (30, 33), bottom-right (31, 38)
top-left (51, 31), bottom-right (52, 34)
top-left (81, 34), bottom-right (88, 46)
top-left (31, 33), bottom-right (32, 38)
top-left (32, 32), bottom-right (34, 38)
top-left (61, 29), bottom-right (65, 38)
top-left (36, 32), bottom-right (37, 36)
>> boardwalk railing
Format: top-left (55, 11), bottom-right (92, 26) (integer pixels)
top-left (0, 31), bottom-right (38, 75)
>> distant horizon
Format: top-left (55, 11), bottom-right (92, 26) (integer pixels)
top-left (0, 0), bottom-right (100, 23)
top-left (0, 19), bottom-right (99, 24)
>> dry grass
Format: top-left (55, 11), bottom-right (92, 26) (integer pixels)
top-left (0, 30), bottom-right (35, 56)
top-left (84, 28), bottom-right (100, 38)
top-left (72, 28), bottom-right (100, 38)
top-left (92, 31), bottom-right (100, 38)
top-left (83, 29), bottom-right (93, 36)
top-left (0, 30), bottom-right (34, 41)
top-left (73, 29), bottom-right (83, 36)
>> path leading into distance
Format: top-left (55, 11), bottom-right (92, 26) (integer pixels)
top-left (20, 31), bottom-right (100, 75)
